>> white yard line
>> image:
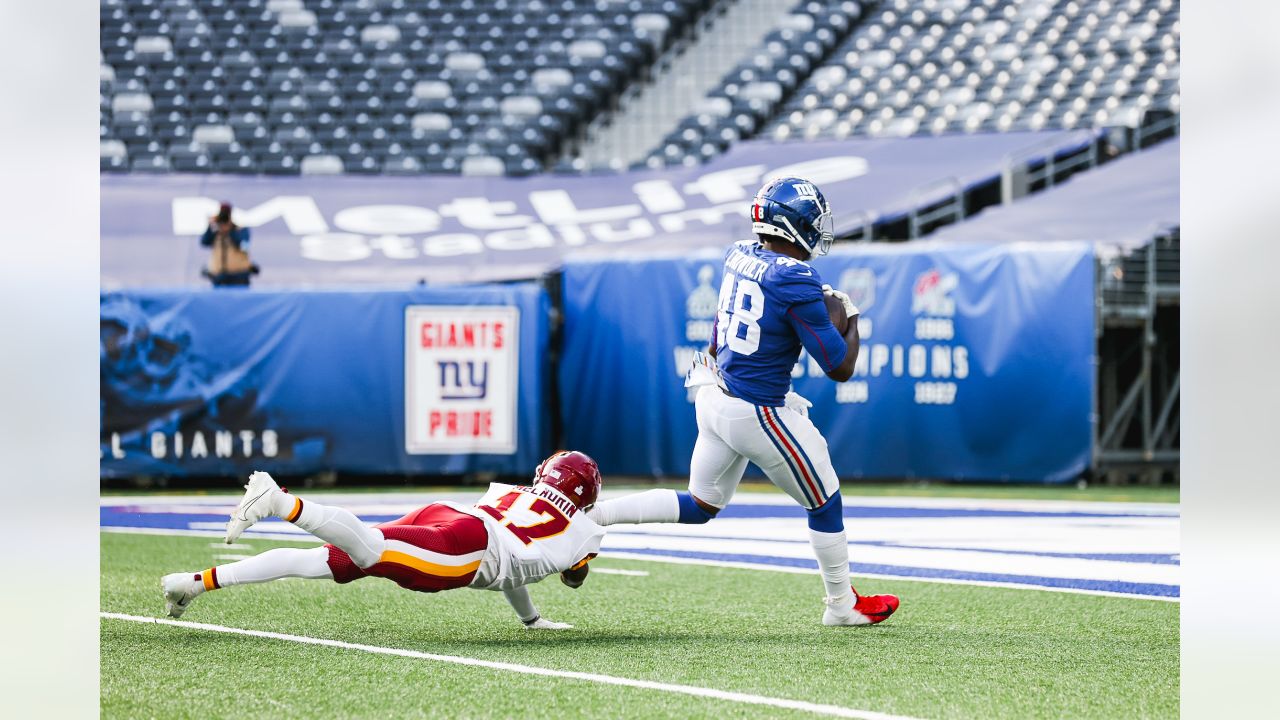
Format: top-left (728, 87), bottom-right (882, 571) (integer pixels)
top-left (213, 554), bottom-right (253, 561)
top-left (592, 568), bottom-right (649, 576)
top-left (100, 527), bottom-right (1178, 601)
top-left (100, 612), bottom-right (920, 720)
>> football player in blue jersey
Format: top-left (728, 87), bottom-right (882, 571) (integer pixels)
top-left (589, 177), bottom-right (899, 626)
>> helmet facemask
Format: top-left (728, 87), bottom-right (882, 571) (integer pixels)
top-left (812, 208), bottom-right (834, 257)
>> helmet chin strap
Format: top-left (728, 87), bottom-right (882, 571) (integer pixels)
top-left (751, 221), bottom-right (816, 258)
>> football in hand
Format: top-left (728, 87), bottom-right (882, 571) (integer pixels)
top-left (824, 294), bottom-right (849, 334)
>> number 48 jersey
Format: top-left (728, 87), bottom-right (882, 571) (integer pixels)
top-left (715, 240), bottom-right (850, 407)
top-left (440, 483), bottom-right (605, 591)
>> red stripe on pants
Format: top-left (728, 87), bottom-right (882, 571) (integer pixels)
top-left (763, 407), bottom-right (822, 502)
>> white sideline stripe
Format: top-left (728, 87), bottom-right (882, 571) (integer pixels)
top-left (103, 526), bottom-right (307, 542)
top-left (592, 568), bottom-right (649, 576)
top-left (215, 543), bottom-right (252, 549)
top-left (190, 521), bottom-right (309, 534)
top-left (99, 527), bottom-right (1178, 601)
top-left (99, 613), bottom-right (919, 720)
top-left (600, 552), bottom-right (1181, 603)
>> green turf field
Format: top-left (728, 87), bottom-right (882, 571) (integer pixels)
top-left (101, 532), bottom-right (1178, 719)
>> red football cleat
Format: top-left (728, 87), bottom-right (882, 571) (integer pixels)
top-left (853, 592), bottom-right (899, 624)
top-left (823, 587), bottom-right (900, 626)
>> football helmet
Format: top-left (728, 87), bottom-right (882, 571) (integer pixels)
top-left (533, 450), bottom-right (603, 510)
top-left (750, 176), bottom-right (834, 259)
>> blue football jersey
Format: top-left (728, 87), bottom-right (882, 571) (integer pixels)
top-left (714, 240), bottom-right (849, 406)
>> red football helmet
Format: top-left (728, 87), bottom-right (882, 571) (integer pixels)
top-left (533, 450), bottom-right (602, 510)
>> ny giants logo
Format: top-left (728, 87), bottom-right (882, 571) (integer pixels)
top-left (437, 360), bottom-right (489, 400)
top-left (791, 182), bottom-right (818, 198)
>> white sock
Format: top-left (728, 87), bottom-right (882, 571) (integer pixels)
top-left (286, 498), bottom-right (386, 568)
top-left (214, 547), bottom-right (334, 587)
top-left (809, 529), bottom-right (854, 608)
top-left (587, 489), bottom-right (680, 526)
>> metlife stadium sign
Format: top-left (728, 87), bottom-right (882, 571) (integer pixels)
top-left (100, 132), bottom-right (1095, 288)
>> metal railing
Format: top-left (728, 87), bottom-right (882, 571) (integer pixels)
top-left (906, 176), bottom-right (965, 239)
top-left (1000, 129), bottom-right (1101, 205)
top-left (1094, 233), bottom-right (1180, 477)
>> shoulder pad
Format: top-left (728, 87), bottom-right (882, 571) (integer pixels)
top-left (768, 260), bottom-right (823, 305)
top-left (773, 256), bottom-right (816, 276)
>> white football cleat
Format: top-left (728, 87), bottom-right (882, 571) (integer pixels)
top-left (161, 572), bottom-right (202, 619)
top-left (225, 470), bottom-right (283, 544)
top-left (523, 617), bottom-right (574, 630)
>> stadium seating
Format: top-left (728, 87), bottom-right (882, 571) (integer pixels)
top-left (100, 0), bottom-right (1179, 176)
top-left (100, 0), bottom-right (712, 176)
top-left (767, 0), bottom-right (1179, 142)
top-left (646, 0), bottom-right (1178, 167)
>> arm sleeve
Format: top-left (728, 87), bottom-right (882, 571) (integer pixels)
top-left (786, 298), bottom-right (849, 374)
top-left (199, 227), bottom-right (215, 247)
top-left (233, 226), bottom-right (250, 248)
top-left (502, 585), bottom-right (539, 624)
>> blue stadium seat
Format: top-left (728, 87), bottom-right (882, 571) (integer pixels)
top-left (102, 0), bottom-right (715, 175)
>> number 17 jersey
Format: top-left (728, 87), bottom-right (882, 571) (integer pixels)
top-left (440, 483), bottom-right (605, 591)
top-left (715, 240), bottom-right (849, 407)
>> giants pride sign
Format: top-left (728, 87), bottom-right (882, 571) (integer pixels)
top-left (404, 306), bottom-right (520, 454)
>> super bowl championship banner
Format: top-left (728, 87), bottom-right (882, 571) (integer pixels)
top-left (100, 284), bottom-right (550, 478)
top-left (101, 131), bottom-right (1096, 289)
top-left (559, 241), bottom-right (1096, 483)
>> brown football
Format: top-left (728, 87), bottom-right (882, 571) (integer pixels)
top-left (824, 293), bottom-right (849, 334)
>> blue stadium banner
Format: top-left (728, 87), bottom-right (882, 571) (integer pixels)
top-left (560, 241), bottom-right (1096, 483)
top-left (100, 285), bottom-right (550, 478)
top-left (101, 131), bottom-right (1095, 289)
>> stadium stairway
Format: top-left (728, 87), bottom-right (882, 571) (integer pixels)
top-left (563, 0), bottom-right (824, 171)
top-left (638, 0), bottom-right (872, 170)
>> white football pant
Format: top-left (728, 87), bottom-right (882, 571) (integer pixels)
top-left (689, 385), bottom-right (840, 510)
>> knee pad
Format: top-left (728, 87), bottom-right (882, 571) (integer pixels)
top-left (676, 491), bottom-right (718, 524)
top-left (806, 491), bottom-right (844, 533)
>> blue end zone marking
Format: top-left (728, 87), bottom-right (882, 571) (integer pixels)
top-left (99, 507), bottom-right (403, 530)
top-left (611, 547), bottom-right (1181, 598)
